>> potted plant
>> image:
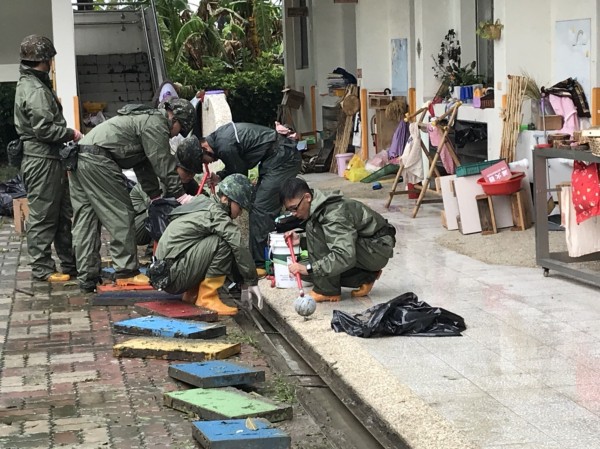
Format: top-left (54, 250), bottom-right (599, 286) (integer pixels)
top-left (476, 19), bottom-right (503, 40)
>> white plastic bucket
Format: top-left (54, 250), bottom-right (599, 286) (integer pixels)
top-left (269, 232), bottom-right (300, 289)
top-left (335, 152), bottom-right (354, 177)
top-left (273, 256), bottom-right (296, 289)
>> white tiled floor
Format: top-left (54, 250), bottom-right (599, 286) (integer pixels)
top-left (306, 173), bottom-right (600, 449)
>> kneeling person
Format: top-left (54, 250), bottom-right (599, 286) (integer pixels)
top-left (282, 178), bottom-right (396, 302)
top-left (151, 174), bottom-right (261, 315)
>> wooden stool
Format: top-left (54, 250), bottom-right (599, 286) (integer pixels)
top-left (510, 188), bottom-right (533, 231)
top-left (475, 188), bottom-right (532, 235)
top-left (475, 194), bottom-right (497, 235)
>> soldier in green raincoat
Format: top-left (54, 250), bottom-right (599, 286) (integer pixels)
top-left (282, 178), bottom-right (396, 302)
top-left (130, 149), bottom-right (199, 247)
top-left (70, 98), bottom-right (196, 292)
top-left (13, 35), bottom-right (83, 282)
top-left (150, 174), bottom-right (263, 316)
top-left (176, 122), bottom-right (302, 275)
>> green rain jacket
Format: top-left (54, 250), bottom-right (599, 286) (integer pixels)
top-left (78, 110), bottom-right (183, 199)
top-left (205, 122), bottom-right (277, 180)
top-left (14, 65), bottom-right (75, 159)
top-left (306, 189), bottom-right (393, 277)
top-left (155, 195), bottom-right (258, 286)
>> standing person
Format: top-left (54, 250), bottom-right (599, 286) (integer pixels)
top-left (282, 178), bottom-right (396, 302)
top-left (70, 99), bottom-right (196, 293)
top-left (176, 122), bottom-right (302, 275)
top-left (150, 174), bottom-right (262, 316)
top-left (14, 35), bottom-right (82, 282)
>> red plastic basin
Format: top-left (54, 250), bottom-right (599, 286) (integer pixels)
top-left (477, 171), bottom-right (525, 196)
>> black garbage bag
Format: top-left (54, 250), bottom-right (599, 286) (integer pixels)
top-left (146, 198), bottom-right (180, 241)
top-left (0, 175), bottom-right (26, 216)
top-left (331, 292), bottom-right (466, 338)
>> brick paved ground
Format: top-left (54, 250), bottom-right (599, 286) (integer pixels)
top-left (0, 221), bottom-right (299, 449)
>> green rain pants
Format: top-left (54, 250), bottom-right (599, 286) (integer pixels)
top-left (250, 144), bottom-right (301, 267)
top-left (310, 234), bottom-right (395, 296)
top-left (70, 153), bottom-right (139, 289)
top-left (21, 155), bottom-right (76, 280)
top-left (164, 235), bottom-right (233, 295)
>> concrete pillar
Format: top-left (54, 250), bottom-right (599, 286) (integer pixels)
top-left (51, 0), bottom-right (78, 129)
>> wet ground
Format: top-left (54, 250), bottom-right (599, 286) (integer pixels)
top-left (0, 221), bottom-right (331, 449)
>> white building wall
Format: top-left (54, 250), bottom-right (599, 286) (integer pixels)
top-left (285, 0), bottom-right (600, 160)
top-left (356, 0), bottom-right (413, 156)
top-left (550, 0), bottom-right (597, 89)
top-left (283, 0), bottom-right (356, 134)
top-left (0, 0), bottom-right (53, 82)
top-left (52, 0), bottom-right (78, 129)
top-left (73, 11), bottom-right (147, 55)
top-left (414, 0), bottom-right (454, 104)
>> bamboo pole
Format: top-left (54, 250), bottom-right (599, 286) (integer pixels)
top-left (412, 102), bottom-right (460, 218)
top-left (310, 85), bottom-right (317, 136)
top-left (408, 87), bottom-right (416, 116)
top-left (73, 96), bottom-right (81, 131)
top-left (360, 88), bottom-right (368, 160)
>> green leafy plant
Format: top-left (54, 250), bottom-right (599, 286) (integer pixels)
top-left (476, 19), bottom-right (503, 40)
top-left (0, 83), bottom-right (18, 165)
top-left (169, 56), bottom-right (284, 126)
top-left (431, 30), bottom-right (482, 95)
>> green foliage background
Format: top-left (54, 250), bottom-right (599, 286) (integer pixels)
top-left (0, 83), bottom-right (17, 164)
top-left (171, 58), bottom-right (284, 127)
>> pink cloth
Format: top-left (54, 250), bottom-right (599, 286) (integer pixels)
top-left (548, 94), bottom-right (579, 136)
top-left (427, 123), bottom-right (455, 175)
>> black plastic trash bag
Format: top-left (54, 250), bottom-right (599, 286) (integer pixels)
top-left (146, 198), bottom-right (180, 242)
top-left (331, 292), bottom-right (466, 338)
top-left (0, 175), bottom-right (26, 216)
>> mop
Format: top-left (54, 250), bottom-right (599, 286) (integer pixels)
top-left (196, 163), bottom-right (216, 196)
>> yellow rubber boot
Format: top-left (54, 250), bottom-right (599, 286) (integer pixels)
top-left (196, 276), bottom-right (238, 316)
top-left (310, 290), bottom-right (341, 303)
top-left (47, 273), bottom-right (70, 282)
top-left (115, 274), bottom-right (150, 286)
top-left (351, 270), bottom-right (382, 298)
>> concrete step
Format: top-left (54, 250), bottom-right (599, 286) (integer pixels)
top-left (192, 418), bottom-right (290, 449)
top-left (113, 337), bottom-right (240, 361)
top-left (134, 300), bottom-right (218, 322)
top-left (90, 290), bottom-right (182, 306)
top-left (169, 361), bottom-right (266, 388)
top-left (164, 387), bottom-right (293, 422)
top-left (113, 316), bottom-right (226, 339)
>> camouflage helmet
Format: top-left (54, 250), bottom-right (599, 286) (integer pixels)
top-left (20, 35), bottom-right (57, 62)
top-left (219, 174), bottom-right (253, 210)
top-left (159, 98), bottom-right (195, 136)
top-left (176, 134), bottom-right (203, 174)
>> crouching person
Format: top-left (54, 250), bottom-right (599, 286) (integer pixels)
top-left (282, 178), bottom-right (396, 302)
top-left (149, 174), bottom-right (262, 316)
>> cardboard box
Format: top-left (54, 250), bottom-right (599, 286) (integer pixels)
top-left (536, 115), bottom-right (564, 131)
top-left (13, 197), bottom-right (29, 234)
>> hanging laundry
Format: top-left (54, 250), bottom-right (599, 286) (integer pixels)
top-left (545, 78), bottom-right (591, 118)
top-left (352, 112), bottom-right (362, 147)
top-left (561, 185), bottom-right (600, 257)
top-left (387, 120), bottom-right (409, 160)
top-left (571, 161), bottom-right (600, 224)
top-left (548, 94), bottom-right (580, 136)
top-left (427, 122), bottom-right (455, 174)
top-left (400, 122), bottom-right (424, 184)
